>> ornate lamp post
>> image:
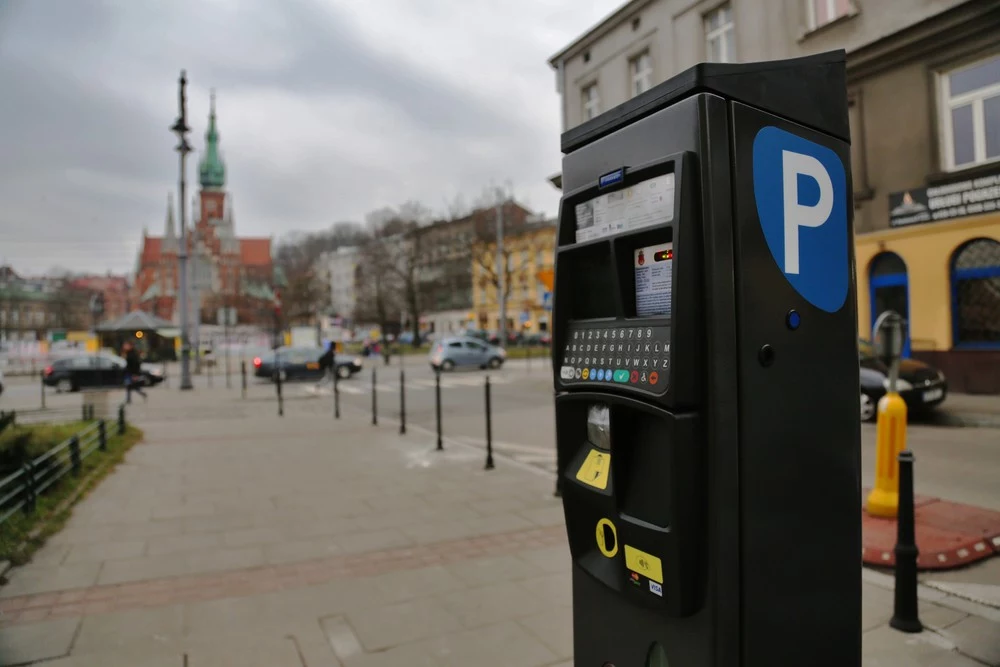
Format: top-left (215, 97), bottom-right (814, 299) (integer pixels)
top-left (171, 70), bottom-right (194, 390)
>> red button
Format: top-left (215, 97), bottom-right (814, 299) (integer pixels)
top-left (649, 371), bottom-right (659, 385)
top-left (630, 370), bottom-right (639, 383)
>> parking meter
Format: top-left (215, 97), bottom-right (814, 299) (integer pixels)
top-left (873, 310), bottom-right (906, 391)
top-left (552, 51), bottom-right (861, 667)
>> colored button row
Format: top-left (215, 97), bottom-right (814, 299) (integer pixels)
top-left (560, 366), bottom-right (660, 386)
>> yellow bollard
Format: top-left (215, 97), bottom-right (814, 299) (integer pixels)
top-left (866, 391), bottom-right (908, 518)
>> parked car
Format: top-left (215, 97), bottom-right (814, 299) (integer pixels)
top-left (429, 336), bottom-right (506, 371)
top-left (43, 353), bottom-right (165, 393)
top-left (253, 346), bottom-right (363, 382)
top-left (859, 339), bottom-right (947, 422)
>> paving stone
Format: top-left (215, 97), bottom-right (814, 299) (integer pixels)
top-left (184, 634), bottom-right (306, 666)
top-left (0, 562), bottom-right (101, 598)
top-left (263, 537), bottom-right (341, 565)
top-left (336, 528), bottom-right (412, 554)
top-left (373, 565), bottom-right (466, 603)
top-left (63, 540), bottom-right (146, 565)
top-left (185, 546), bottom-right (265, 574)
top-left (349, 598), bottom-right (462, 651)
top-left (28, 543), bottom-right (71, 567)
top-left (96, 553), bottom-right (191, 585)
top-left (938, 615), bottom-right (1000, 666)
top-left (862, 624), bottom-right (983, 666)
top-left (146, 532), bottom-right (221, 557)
top-left (437, 580), bottom-right (551, 629)
top-left (518, 605), bottom-right (574, 660)
top-left (0, 618), bottom-right (79, 665)
top-left (445, 554), bottom-right (540, 587)
top-left (72, 604), bottom-right (185, 656)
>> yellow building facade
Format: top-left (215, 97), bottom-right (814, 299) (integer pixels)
top-left (856, 190), bottom-right (1000, 394)
top-left (472, 220), bottom-right (556, 334)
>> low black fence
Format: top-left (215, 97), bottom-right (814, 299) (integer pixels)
top-left (0, 404), bottom-right (127, 527)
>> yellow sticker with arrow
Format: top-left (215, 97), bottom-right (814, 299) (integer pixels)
top-left (575, 448), bottom-right (611, 490)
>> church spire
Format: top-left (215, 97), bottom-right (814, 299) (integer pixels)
top-left (198, 89), bottom-right (226, 190)
top-left (165, 192), bottom-right (176, 239)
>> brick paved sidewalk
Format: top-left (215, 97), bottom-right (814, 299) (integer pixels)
top-left (1, 389), bottom-right (998, 666)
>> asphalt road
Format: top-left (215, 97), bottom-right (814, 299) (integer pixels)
top-left (4, 357), bottom-right (999, 511)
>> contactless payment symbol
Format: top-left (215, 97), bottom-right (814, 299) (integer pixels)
top-left (752, 126), bottom-right (848, 313)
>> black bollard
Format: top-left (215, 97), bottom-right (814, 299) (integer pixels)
top-left (484, 376), bottom-right (495, 470)
top-left (890, 450), bottom-right (923, 633)
top-left (371, 368), bottom-right (378, 426)
top-left (334, 368), bottom-right (341, 420)
top-left (399, 369), bottom-right (406, 435)
top-left (241, 361), bottom-right (247, 399)
top-left (40, 375), bottom-right (46, 410)
top-left (435, 370), bottom-right (443, 451)
top-left (118, 404), bottom-right (126, 435)
top-left (276, 370), bottom-right (284, 417)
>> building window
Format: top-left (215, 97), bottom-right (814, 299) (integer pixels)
top-left (806, 0), bottom-right (854, 30)
top-left (940, 54), bottom-right (1000, 170)
top-left (630, 50), bottom-right (652, 97)
top-left (583, 83), bottom-right (600, 121)
top-left (705, 4), bottom-right (735, 64)
top-left (950, 238), bottom-right (1000, 348)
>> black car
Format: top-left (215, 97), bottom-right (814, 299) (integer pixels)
top-left (859, 340), bottom-right (947, 422)
top-left (253, 346), bottom-right (363, 382)
top-left (43, 353), bottom-right (165, 393)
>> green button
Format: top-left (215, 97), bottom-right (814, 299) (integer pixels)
top-left (613, 370), bottom-right (630, 383)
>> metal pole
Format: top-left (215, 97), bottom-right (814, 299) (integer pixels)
top-left (399, 368), bottom-right (406, 435)
top-left (334, 365), bottom-right (340, 419)
top-left (175, 70), bottom-right (194, 391)
top-left (371, 368), bottom-right (378, 425)
top-left (225, 308), bottom-right (231, 389)
top-left (435, 370), bottom-right (443, 451)
top-left (241, 360), bottom-right (247, 399)
top-left (276, 360), bottom-right (284, 418)
top-left (484, 376), bottom-right (494, 470)
top-left (890, 450), bottom-right (923, 633)
top-left (40, 374), bottom-right (46, 409)
top-left (496, 190), bottom-right (507, 348)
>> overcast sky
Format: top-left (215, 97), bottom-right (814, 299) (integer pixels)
top-left (0, 0), bottom-right (621, 276)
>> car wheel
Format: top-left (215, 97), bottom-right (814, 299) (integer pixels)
top-left (336, 364), bottom-right (352, 380)
top-left (488, 357), bottom-right (502, 369)
top-left (860, 392), bottom-right (877, 423)
top-left (57, 378), bottom-right (74, 393)
top-left (441, 359), bottom-right (455, 371)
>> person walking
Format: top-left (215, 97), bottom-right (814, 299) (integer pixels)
top-left (123, 342), bottom-right (147, 404)
top-left (315, 341), bottom-right (336, 389)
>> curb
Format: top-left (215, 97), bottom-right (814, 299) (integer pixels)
top-left (925, 412), bottom-right (1000, 429)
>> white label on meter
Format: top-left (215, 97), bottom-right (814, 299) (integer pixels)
top-left (574, 173), bottom-right (675, 243)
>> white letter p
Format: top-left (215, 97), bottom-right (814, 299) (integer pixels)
top-left (782, 150), bottom-right (833, 275)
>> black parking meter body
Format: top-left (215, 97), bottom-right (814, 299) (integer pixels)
top-left (552, 51), bottom-right (861, 667)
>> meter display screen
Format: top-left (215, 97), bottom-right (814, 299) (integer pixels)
top-left (634, 243), bottom-right (673, 318)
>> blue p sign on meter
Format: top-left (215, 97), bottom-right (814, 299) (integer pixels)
top-left (753, 125), bottom-right (849, 313)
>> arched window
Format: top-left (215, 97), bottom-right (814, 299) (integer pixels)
top-left (868, 252), bottom-right (910, 356)
top-left (951, 238), bottom-right (1000, 348)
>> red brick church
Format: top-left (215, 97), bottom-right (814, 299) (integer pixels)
top-left (133, 92), bottom-right (279, 326)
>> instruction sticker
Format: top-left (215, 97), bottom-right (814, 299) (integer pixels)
top-left (575, 448), bottom-right (611, 490)
top-left (575, 173), bottom-right (675, 243)
top-left (634, 243), bottom-right (673, 318)
top-left (624, 545), bottom-right (663, 584)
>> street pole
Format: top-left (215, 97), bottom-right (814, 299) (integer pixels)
top-left (495, 188), bottom-right (507, 346)
top-left (193, 252), bottom-right (202, 375)
top-left (172, 70), bottom-right (194, 391)
top-left (224, 305), bottom-right (231, 389)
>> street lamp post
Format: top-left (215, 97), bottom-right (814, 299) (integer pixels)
top-left (171, 70), bottom-right (194, 390)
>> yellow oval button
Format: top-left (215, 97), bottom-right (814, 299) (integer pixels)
top-left (595, 518), bottom-right (618, 558)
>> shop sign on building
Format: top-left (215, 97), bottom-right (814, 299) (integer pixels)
top-left (888, 166), bottom-right (1000, 229)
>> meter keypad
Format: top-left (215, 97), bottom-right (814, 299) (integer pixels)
top-left (559, 323), bottom-right (670, 392)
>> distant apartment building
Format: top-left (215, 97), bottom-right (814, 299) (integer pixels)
top-left (324, 246), bottom-right (360, 323)
top-left (548, 0), bottom-right (1000, 392)
top-left (68, 274), bottom-right (131, 322)
top-left (472, 218), bottom-right (557, 334)
top-left (415, 200), bottom-right (535, 334)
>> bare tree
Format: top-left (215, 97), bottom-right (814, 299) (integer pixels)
top-left (469, 195), bottom-right (533, 323)
top-left (353, 231), bottom-right (403, 338)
